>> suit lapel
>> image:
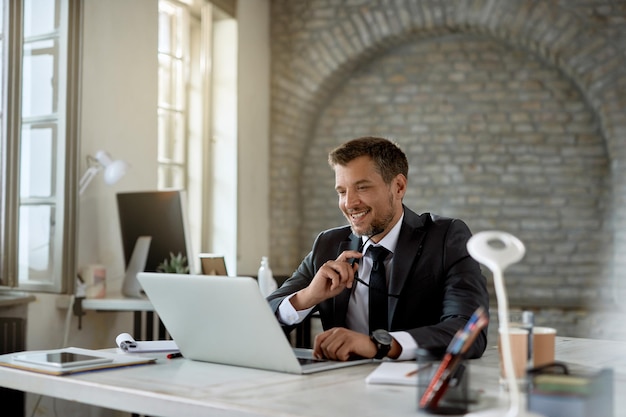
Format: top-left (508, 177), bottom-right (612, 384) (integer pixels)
top-left (333, 235), bottom-right (361, 327)
top-left (388, 209), bottom-right (430, 328)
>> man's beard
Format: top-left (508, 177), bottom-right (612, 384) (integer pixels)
top-left (349, 200), bottom-right (395, 238)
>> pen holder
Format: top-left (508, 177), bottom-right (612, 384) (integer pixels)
top-left (417, 347), bottom-right (470, 415)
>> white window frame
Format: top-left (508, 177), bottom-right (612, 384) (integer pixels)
top-left (0, 0), bottom-right (80, 293)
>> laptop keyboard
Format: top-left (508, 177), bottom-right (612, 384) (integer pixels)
top-left (297, 357), bottom-right (327, 365)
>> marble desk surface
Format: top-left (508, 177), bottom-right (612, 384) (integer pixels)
top-left (0, 336), bottom-right (623, 417)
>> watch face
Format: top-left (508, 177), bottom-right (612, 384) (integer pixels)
top-left (372, 329), bottom-right (392, 345)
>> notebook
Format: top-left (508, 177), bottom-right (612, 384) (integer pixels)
top-left (137, 272), bottom-right (372, 374)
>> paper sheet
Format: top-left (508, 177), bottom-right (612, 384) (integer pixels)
top-left (365, 362), bottom-right (422, 386)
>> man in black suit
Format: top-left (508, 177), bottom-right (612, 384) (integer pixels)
top-left (267, 137), bottom-right (489, 361)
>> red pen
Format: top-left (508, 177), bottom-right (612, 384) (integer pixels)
top-left (167, 352), bottom-right (183, 359)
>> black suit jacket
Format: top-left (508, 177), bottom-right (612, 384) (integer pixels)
top-left (267, 206), bottom-right (489, 358)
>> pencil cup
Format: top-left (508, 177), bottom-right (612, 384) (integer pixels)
top-left (416, 347), bottom-right (469, 415)
top-left (80, 264), bottom-right (106, 299)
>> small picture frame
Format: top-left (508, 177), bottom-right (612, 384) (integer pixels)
top-left (199, 254), bottom-right (228, 276)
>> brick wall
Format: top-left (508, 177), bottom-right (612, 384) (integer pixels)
top-left (269, 0), bottom-right (626, 340)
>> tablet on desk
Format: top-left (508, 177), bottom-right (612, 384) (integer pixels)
top-left (13, 351), bottom-right (113, 369)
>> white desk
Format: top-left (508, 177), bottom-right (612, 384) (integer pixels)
top-left (0, 337), bottom-right (624, 417)
top-left (57, 293), bottom-right (165, 341)
top-left (57, 293), bottom-right (314, 348)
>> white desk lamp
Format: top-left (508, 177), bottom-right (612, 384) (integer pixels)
top-left (65, 151), bottom-right (130, 345)
top-left (466, 231), bottom-right (544, 417)
top-left (79, 150), bottom-right (129, 195)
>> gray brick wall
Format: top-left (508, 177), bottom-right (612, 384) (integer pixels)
top-left (269, 0), bottom-right (626, 340)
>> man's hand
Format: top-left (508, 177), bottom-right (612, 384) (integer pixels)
top-left (313, 327), bottom-right (376, 361)
top-left (290, 250), bottom-right (362, 311)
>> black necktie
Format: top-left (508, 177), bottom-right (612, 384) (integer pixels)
top-left (368, 245), bottom-right (390, 333)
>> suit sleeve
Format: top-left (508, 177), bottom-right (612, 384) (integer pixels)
top-left (267, 250), bottom-right (315, 313)
top-left (405, 218), bottom-right (489, 359)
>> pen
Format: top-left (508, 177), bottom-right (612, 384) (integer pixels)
top-left (405, 362), bottom-right (433, 377)
top-left (167, 352), bottom-right (183, 359)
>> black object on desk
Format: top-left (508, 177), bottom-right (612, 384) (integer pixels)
top-left (0, 317), bottom-right (26, 416)
top-left (416, 346), bottom-right (470, 415)
top-left (527, 362), bottom-right (614, 417)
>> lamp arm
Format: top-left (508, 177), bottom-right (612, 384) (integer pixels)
top-left (493, 268), bottom-right (522, 417)
top-left (79, 166), bottom-right (101, 195)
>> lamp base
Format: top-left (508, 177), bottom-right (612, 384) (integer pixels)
top-left (466, 408), bottom-right (545, 417)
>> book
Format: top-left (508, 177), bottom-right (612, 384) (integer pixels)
top-left (0, 347), bottom-right (156, 376)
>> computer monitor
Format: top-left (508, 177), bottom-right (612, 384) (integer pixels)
top-left (116, 190), bottom-right (194, 297)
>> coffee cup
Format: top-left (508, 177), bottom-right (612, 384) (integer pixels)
top-left (531, 326), bottom-right (556, 368)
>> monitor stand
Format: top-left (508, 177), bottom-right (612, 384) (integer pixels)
top-left (122, 236), bottom-right (152, 298)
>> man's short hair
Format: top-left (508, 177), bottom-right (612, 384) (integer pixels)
top-left (328, 136), bottom-right (408, 184)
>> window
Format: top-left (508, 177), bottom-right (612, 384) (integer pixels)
top-left (158, 0), bottom-right (189, 191)
top-left (158, 0), bottom-right (236, 270)
top-left (0, 0), bottom-right (80, 292)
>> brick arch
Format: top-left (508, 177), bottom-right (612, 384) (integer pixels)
top-left (270, 0), bottom-right (626, 291)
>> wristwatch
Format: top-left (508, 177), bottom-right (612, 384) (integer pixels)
top-left (370, 329), bottom-right (392, 359)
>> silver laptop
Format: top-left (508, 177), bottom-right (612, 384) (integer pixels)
top-left (137, 272), bottom-right (372, 374)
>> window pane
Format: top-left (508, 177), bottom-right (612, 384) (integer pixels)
top-left (20, 123), bottom-right (55, 198)
top-left (158, 53), bottom-right (173, 107)
top-left (158, 2), bottom-right (183, 58)
top-left (158, 110), bottom-right (185, 162)
top-left (19, 204), bottom-right (54, 283)
top-left (158, 165), bottom-right (185, 190)
top-left (0, 43), bottom-right (3, 120)
top-left (158, 54), bottom-right (184, 109)
top-left (22, 39), bottom-right (57, 118)
top-left (24, 0), bottom-right (58, 37)
top-left (158, 5), bottom-right (174, 55)
top-left (0, 5), bottom-right (3, 114)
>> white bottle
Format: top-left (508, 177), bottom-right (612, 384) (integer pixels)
top-left (258, 256), bottom-right (277, 297)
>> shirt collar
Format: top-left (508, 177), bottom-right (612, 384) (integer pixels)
top-left (361, 211), bottom-right (404, 255)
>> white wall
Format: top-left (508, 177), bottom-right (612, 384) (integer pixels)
top-left (26, 1), bottom-right (160, 415)
top-left (237, 0), bottom-right (271, 275)
top-left (28, 0), bottom-right (158, 349)
top-left (25, 1), bottom-right (271, 414)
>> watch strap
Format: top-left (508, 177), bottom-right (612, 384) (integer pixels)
top-left (370, 332), bottom-right (392, 359)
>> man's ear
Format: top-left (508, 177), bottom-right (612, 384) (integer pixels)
top-left (393, 174), bottom-right (407, 198)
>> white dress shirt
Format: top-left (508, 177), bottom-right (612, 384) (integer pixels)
top-left (278, 214), bottom-right (418, 360)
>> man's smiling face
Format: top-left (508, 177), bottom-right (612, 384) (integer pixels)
top-left (334, 155), bottom-right (406, 242)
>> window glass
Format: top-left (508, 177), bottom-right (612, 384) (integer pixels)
top-left (20, 123), bottom-right (55, 198)
top-left (158, 42), bottom-right (184, 109)
top-left (158, 110), bottom-right (185, 162)
top-left (22, 39), bottom-right (57, 118)
top-left (24, 0), bottom-right (58, 37)
top-left (158, 165), bottom-right (185, 190)
top-left (18, 204), bottom-right (54, 282)
top-left (0, 2), bottom-right (3, 110)
top-left (158, 54), bottom-right (173, 107)
top-left (159, 2), bottom-right (183, 58)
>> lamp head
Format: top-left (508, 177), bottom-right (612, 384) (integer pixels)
top-left (95, 150), bottom-right (129, 185)
top-left (466, 231), bottom-right (525, 274)
top-left (79, 150), bottom-right (129, 195)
